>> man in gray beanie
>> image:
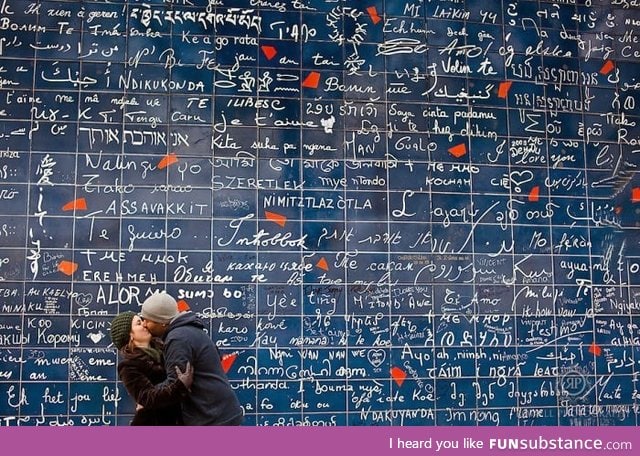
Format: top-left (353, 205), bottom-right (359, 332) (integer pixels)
top-left (141, 291), bottom-right (244, 425)
top-left (140, 292), bottom-right (180, 325)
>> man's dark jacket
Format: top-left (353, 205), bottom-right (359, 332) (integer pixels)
top-left (163, 312), bottom-right (244, 425)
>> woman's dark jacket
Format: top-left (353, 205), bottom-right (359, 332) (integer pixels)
top-left (117, 338), bottom-right (187, 425)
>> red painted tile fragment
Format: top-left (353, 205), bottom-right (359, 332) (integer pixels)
top-left (366, 6), bottom-right (382, 24)
top-left (158, 153), bottom-right (179, 169)
top-left (261, 45), bottom-right (277, 60)
top-left (58, 260), bottom-right (78, 276)
top-left (302, 71), bottom-right (321, 89)
top-left (265, 211), bottom-right (287, 227)
top-left (62, 198), bottom-right (87, 211)
top-left (177, 300), bottom-right (190, 312)
top-left (316, 257), bottom-right (329, 271)
top-left (221, 353), bottom-right (238, 374)
top-left (599, 60), bottom-right (615, 75)
top-left (498, 81), bottom-right (512, 99)
top-left (391, 366), bottom-right (407, 387)
top-left (448, 143), bottom-right (467, 158)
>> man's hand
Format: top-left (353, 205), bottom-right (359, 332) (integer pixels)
top-left (176, 362), bottom-right (194, 391)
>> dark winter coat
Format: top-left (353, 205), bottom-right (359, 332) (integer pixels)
top-left (117, 338), bottom-right (187, 425)
top-left (162, 312), bottom-right (244, 425)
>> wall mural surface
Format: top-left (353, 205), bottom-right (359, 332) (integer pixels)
top-left (0, 0), bottom-right (639, 425)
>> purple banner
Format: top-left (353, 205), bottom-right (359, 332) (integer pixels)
top-left (1, 426), bottom-right (636, 456)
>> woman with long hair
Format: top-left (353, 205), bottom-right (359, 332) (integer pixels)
top-left (110, 311), bottom-right (192, 425)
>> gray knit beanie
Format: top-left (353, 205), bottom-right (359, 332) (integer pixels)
top-left (141, 292), bottom-right (179, 324)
